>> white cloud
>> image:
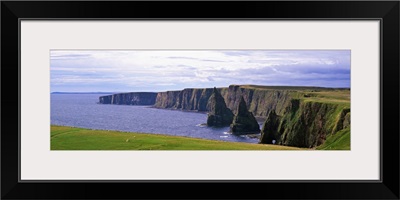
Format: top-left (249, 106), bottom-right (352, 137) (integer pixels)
top-left (50, 50), bottom-right (350, 92)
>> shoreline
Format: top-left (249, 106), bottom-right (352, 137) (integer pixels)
top-left (50, 123), bottom-right (261, 144)
top-left (50, 125), bottom-right (303, 150)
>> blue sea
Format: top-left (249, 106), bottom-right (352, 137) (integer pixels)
top-left (51, 94), bottom-right (262, 143)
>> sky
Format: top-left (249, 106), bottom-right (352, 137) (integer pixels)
top-left (50, 50), bottom-right (350, 92)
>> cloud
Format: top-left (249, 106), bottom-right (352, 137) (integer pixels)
top-left (222, 51), bottom-right (254, 56)
top-left (168, 56), bottom-right (198, 60)
top-left (199, 59), bottom-right (225, 63)
top-left (50, 50), bottom-right (351, 92)
top-left (50, 52), bottom-right (92, 60)
top-left (168, 56), bottom-right (225, 63)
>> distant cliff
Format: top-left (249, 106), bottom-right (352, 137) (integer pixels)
top-left (99, 92), bottom-right (157, 105)
top-left (154, 88), bottom-right (214, 112)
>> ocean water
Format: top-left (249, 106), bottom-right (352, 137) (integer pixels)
top-left (51, 94), bottom-right (262, 143)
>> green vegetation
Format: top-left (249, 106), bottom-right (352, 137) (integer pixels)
top-left (316, 127), bottom-right (350, 150)
top-left (257, 87), bottom-right (350, 149)
top-left (51, 125), bottom-right (303, 150)
top-left (290, 89), bottom-right (350, 105)
top-left (238, 84), bottom-right (338, 91)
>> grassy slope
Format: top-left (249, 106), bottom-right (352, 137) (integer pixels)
top-left (51, 125), bottom-right (303, 150)
top-left (316, 127), bottom-right (351, 150)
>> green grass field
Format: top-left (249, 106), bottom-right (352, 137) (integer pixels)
top-left (316, 127), bottom-right (351, 150)
top-left (51, 125), bottom-right (304, 150)
top-left (240, 84), bottom-right (350, 105)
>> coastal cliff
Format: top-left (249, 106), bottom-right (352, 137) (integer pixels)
top-left (220, 85), bottom-right (293, 117)
top-left (98, 85), bottom-right (350, 149)
top-left (206, 87), bottom-right (234, 126)
top-left (152, 85), bottom-right (350, 148)
top-left (230, 96), bottom-right (260, 134)
top-left (101, 85), bottom-right (349, 119)
top-left (99, 92), bottom-right (157, 105)
top-left (154, 88), bottom-right (214, 112)
top-left (152, 85), bottom-right (342, 118)
top-left (260, 98), bottom-right (350, 148)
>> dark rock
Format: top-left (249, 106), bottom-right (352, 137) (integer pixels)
top-left (343, 112), bottom-right (351, 129)
top-left (260, 110), bottom-right (281, 144)
top-left (230, 96), bottom-right (261, 134)
top-left (99, 92), bottom-right (157, 105)
top-left (334, 108), bottom-right (351, 132)
top-left (206, 87), bottom-right (234, 127)
top-left (259, 99), bottom-right (351, 148)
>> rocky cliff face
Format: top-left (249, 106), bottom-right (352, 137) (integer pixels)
top-left (259, 110), bottom-right (281, 144)
top-left (230, 96), bottom-right (260, 134)
top-left (99, 92), bottom-right (157, 105)
top-left (206, 87), bottom-right (234, 126)
top-left (260, 99), bottom-right (350, 148)
top-left (221, 85), bottom-right (293, 117)
top-left (153, 85), bottom-right (295, 118)
top-left (154, 88), bottom-right (214, 111)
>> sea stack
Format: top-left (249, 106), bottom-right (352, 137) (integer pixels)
top-left (206, 87), bottom-right (234, 127)
top-left (230, 96), bottom-right (260, 134)
top-left (259, 110), bottom-right (281, 144)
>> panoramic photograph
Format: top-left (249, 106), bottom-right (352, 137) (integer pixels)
top-left (50, 50), bottom-right (351, 150)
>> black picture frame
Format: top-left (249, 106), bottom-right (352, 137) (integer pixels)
top-left (2, 1), bottom-right (399, 199)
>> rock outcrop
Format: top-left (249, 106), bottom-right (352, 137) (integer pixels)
top-left (99, 92), bottom-right (157, 105)
top-left (230, 97), bottom-right (260, 134)
top-left (259, 110), bottom-right (281, 144)
top-left (260, 99), bottom-right (351, 148)
top-left (206, 87), bottom-right (234, 126)
top-left (334, 108), bottom-right (351, 132)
